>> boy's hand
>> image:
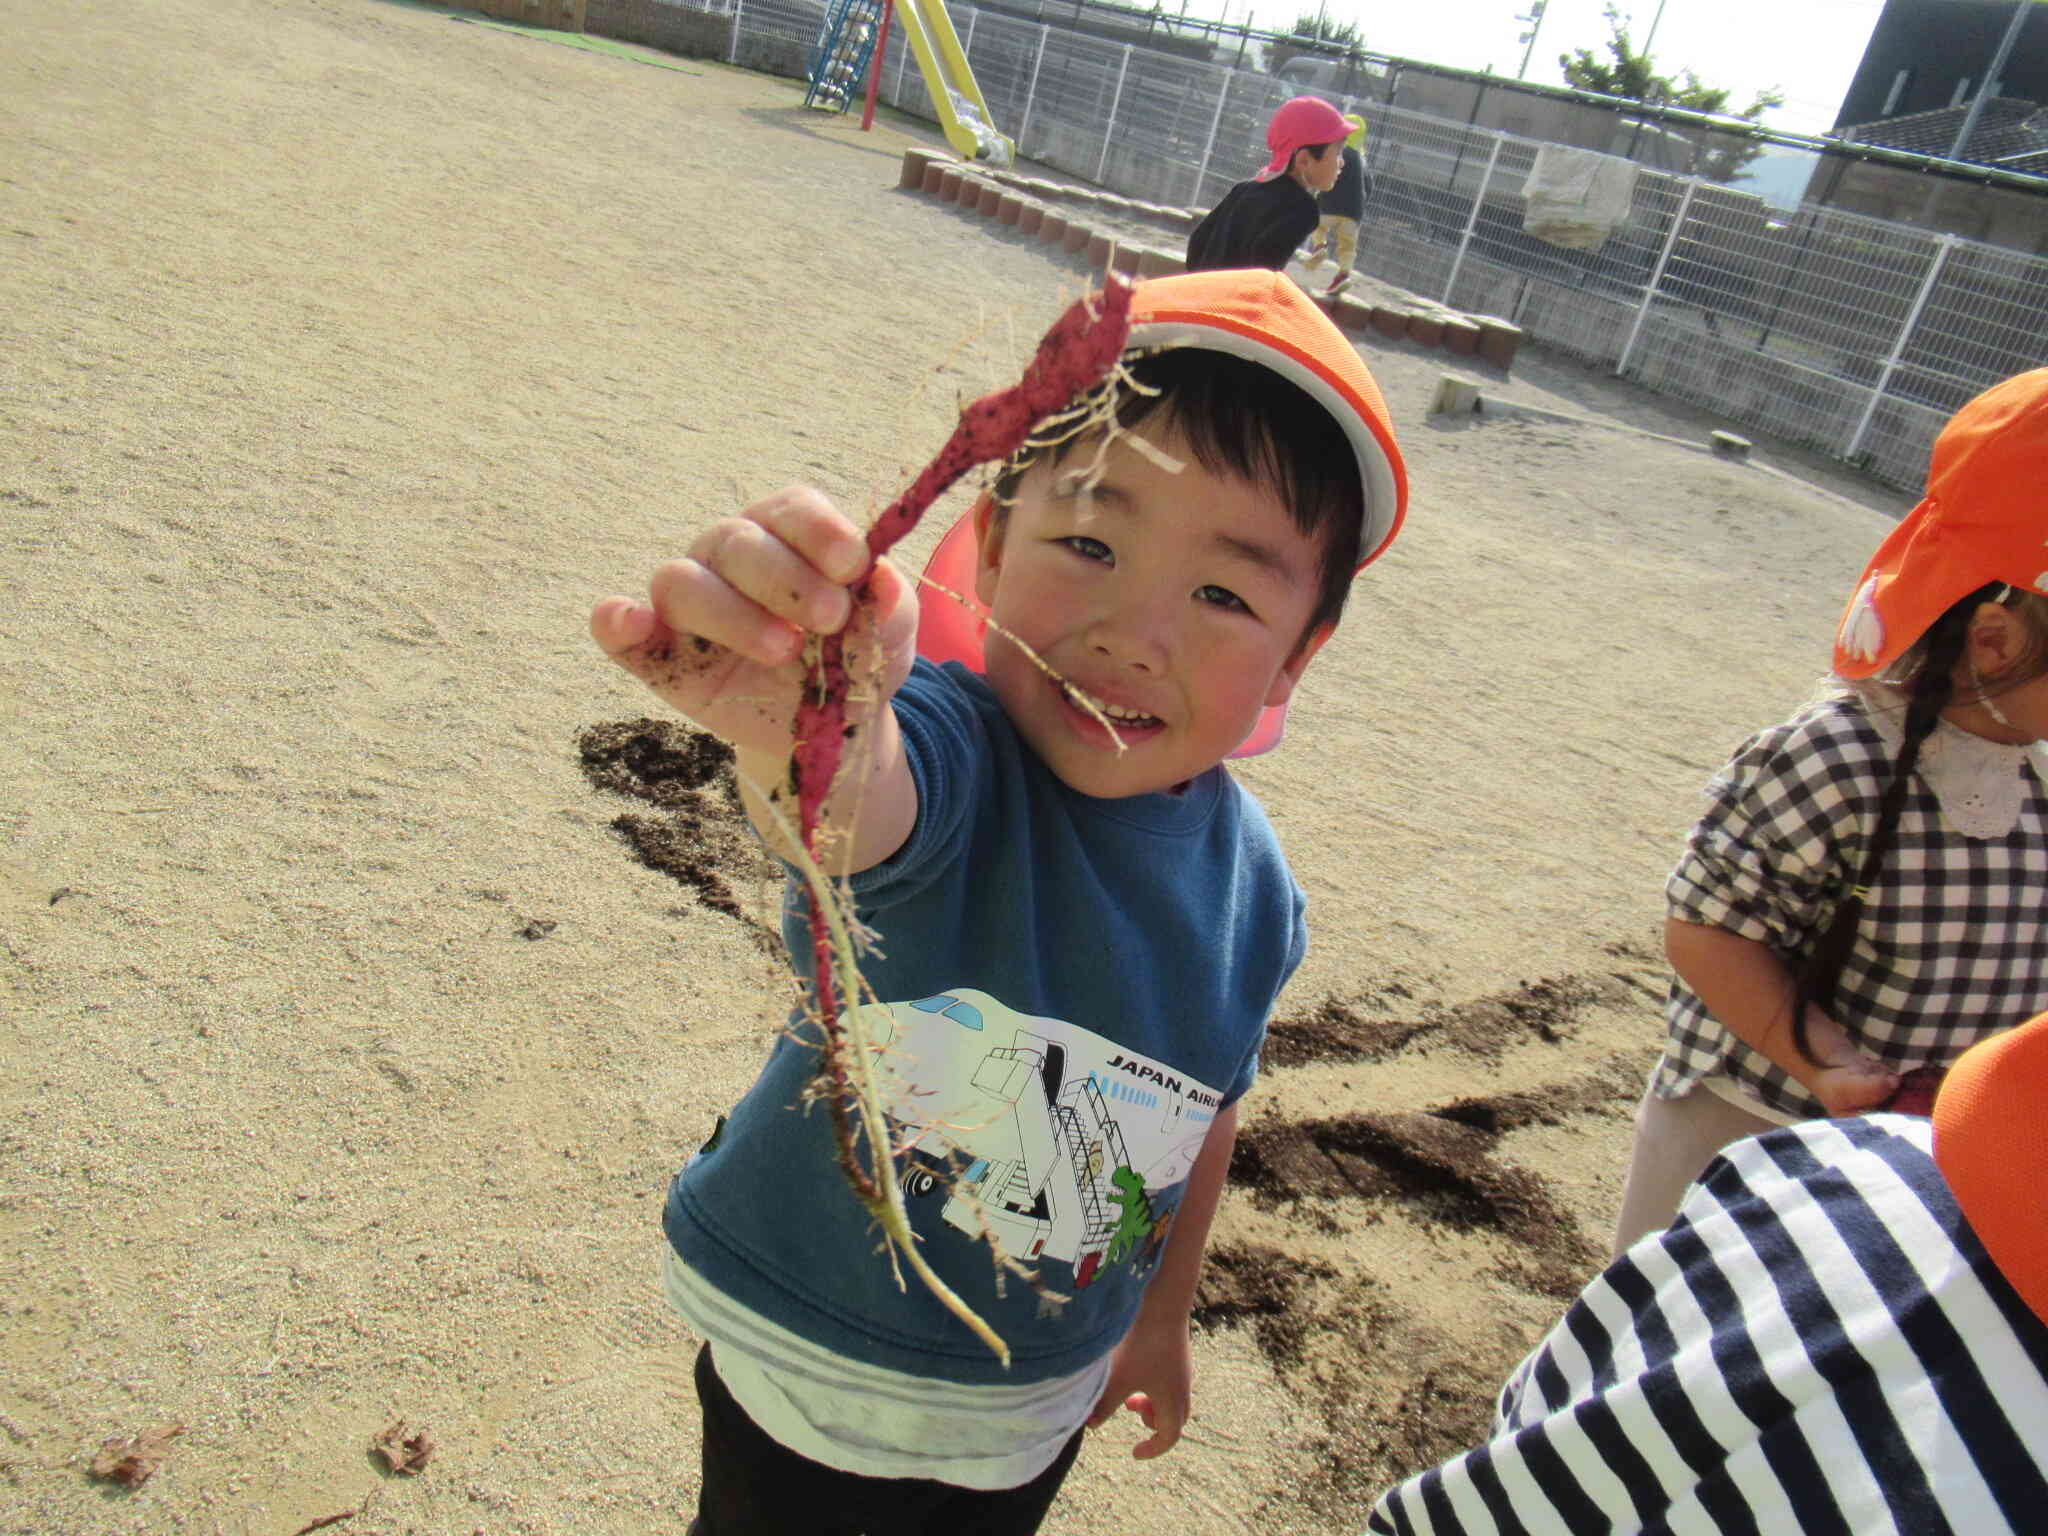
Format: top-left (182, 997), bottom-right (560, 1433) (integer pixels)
top-left (589, 488), bottom-right (917, 761)
top-left (1086, 1319), bottom-right (1192, 1460)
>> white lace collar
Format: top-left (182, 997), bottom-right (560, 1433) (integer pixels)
top-left (1847, 681), bottom-right (2048, 838)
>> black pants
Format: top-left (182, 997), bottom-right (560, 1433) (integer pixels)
top-left (687, 1344), bottom-right (1085, 1536)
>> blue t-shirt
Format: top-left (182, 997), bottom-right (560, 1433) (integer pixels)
top-left (663, 659), bottom-right (1308, 1384)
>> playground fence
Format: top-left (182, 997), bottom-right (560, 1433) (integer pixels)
top-left (639, 0), bottom-right (2048, 490)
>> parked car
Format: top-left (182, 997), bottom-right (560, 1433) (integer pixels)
top-left (1272, 53), bottom-right (1386, 100)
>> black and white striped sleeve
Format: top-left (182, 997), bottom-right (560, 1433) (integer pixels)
top-left (1364, 1116), bottom-right (2048, 1535)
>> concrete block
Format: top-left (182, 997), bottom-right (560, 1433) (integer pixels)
top-left (975, 181), bottom-right (1005, 216)
top-left (1038, 210), bottom-right (1069, 244)
top-left (996, 193), bottom-right (1025, 227)
top-left (1109, 242), bottom-right (1143, 276)
top-left (1710, 430), bottom-right (1754, 460)
top-left (1016, 200), bottom-right (1045, 237)
top-left (1441, 316), bottom-right (1481, 356)
top-left (1431, 374), bottom-right (1483, 415)
top-left (1370, 304), bottom-right (1409, 339)
top-left (1064, 221), bottom-right (1093, 255)
top-left (936, 167), bottom-right (965, 202)
top-left (1135, 245), bottom-right (1184, 278)
top-left (1332, 294), bottom-right (1377, 335)
top-left (1085, 230), bottom-right (1116, 270)
top-left (1404, 311), bottom-right (1445, 348)
top-left (901, 147), bottom-right (944, 190)
top-left (920, 158), bottom-right (948, 197)
top-left (1475, 315), bottom-right (1524, 371)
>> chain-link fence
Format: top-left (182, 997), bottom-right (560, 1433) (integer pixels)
top-left (638, 0), bottom-right (2048, 490)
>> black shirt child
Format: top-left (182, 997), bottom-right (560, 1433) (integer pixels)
top-left (1185, 175), bottom-right (1317, 273)
top-left (1316, 145), bottom-right (1369, 222)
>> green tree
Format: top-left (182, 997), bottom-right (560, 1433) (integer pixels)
top-left (1559, 4), bottom-right (1784, 182)
top-left (1264, 10), bottom-right (1366, 78)
top-left (1285, 8), bottom-right (1360, 47)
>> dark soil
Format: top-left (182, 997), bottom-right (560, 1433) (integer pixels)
top-left (1262, 974), bottom-right (1632, 1068)
top-left (1192, 1243), bottom-right (1337, 1367)
top-left (577, 716), bottom-right (742, 808)
top-left (1208, 975), bottom-right (1652, 1524)
top-left (1230, 1106), bottom-right (1605, 1299)
top-left (1195, 1233), bottom-right (1505, 1521)
top-left (576, 718), bottom-right (780, 945)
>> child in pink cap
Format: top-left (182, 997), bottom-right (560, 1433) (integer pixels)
top-left (1186, 95), bottom-right (1349, 273)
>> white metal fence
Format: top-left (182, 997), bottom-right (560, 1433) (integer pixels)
top-left (710, 0), bottom-right (2048, 489)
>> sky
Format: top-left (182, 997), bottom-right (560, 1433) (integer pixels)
top-left (1203, 0), bottom-right (1893, 135)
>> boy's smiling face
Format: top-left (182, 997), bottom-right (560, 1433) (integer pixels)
top-left (972, 421), bottom-right (1330, 798)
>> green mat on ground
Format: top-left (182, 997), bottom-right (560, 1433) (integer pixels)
top-left (452, 14), bottom-right (705, 73)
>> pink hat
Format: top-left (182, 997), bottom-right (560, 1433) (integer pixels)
top-left (914, 270), bottom-right (1408, 759)
top-left (1256, 95), bottom-right (1351, 181)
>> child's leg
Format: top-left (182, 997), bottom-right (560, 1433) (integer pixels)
top-left (1301, 214), bottom-right (1336, 267)
top-left (688, 1343), bottom-right (1085, 1536)
top-left (690, 1343), bottom-right (866, 1536)
top-left (1610, 1082), bottom-right (1782, 1257)
top-left (913, 1428), bottom-right (1084, 1536)
top-left (1333, 215), bottom-right (1359, 271)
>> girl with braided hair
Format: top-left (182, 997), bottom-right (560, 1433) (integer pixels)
top-left (1613, 369), bottom-right (2048, 1253)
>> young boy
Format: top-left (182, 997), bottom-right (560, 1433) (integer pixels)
top-left (1186, 96), bottom-right (1350, 274)
top-left (1301, 113), bottom-right (1370, 297)
top-left (590, 270), bottom-right (1408, 1535)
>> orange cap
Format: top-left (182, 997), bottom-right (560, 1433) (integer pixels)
top-left (1933, 1012), bottom-right (2048, 1327)
top-left (1833, 368), bottom-right (2048, 679)
top-left (915, 269), bottom-right (1408, 758)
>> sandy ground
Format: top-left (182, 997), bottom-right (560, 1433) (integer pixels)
top-left (0, 1), bottom-right (1918, 1531)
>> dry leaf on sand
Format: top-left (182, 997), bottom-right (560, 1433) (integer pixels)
top-left (89, 1423), bottom-right (184, 1488)
top-left (370, 1421), bottom-right (433, 1476)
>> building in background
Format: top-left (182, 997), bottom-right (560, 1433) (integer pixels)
top-left (1809, 0), bottom-right (2048, 248)
top-left (1834, 0), bottom-right (2048, 130)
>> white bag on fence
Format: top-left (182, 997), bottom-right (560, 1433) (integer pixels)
top-left (1522, 145), bottom-right (1638, 250)
top-left (947, 91), bottom-right (1013, 167)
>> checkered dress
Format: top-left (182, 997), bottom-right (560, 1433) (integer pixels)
top-left (1652, 691), bottom-right (2048, 1120)
top-left (1366, 1115), bottom-right (2048, 1534)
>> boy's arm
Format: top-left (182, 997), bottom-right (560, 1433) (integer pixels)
top-left (1664, 917), bottom-right (1897, 1115)
top-left (590, 487), bottom-right (920, 874)
top-left (1086, 1100), bottom-right (1239, 1459)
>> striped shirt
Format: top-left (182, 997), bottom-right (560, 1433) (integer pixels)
top-left (1654, 690), bottom-right (2048, 1119)
top-left (1366, 1115), bottom-right (2048, 1535)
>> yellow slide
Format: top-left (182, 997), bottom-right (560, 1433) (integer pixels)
top-left (890, 0), bottom-right (1013, 164)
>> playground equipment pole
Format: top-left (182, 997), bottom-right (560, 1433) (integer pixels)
top-left (861, 0), bottom-right (894, 130)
